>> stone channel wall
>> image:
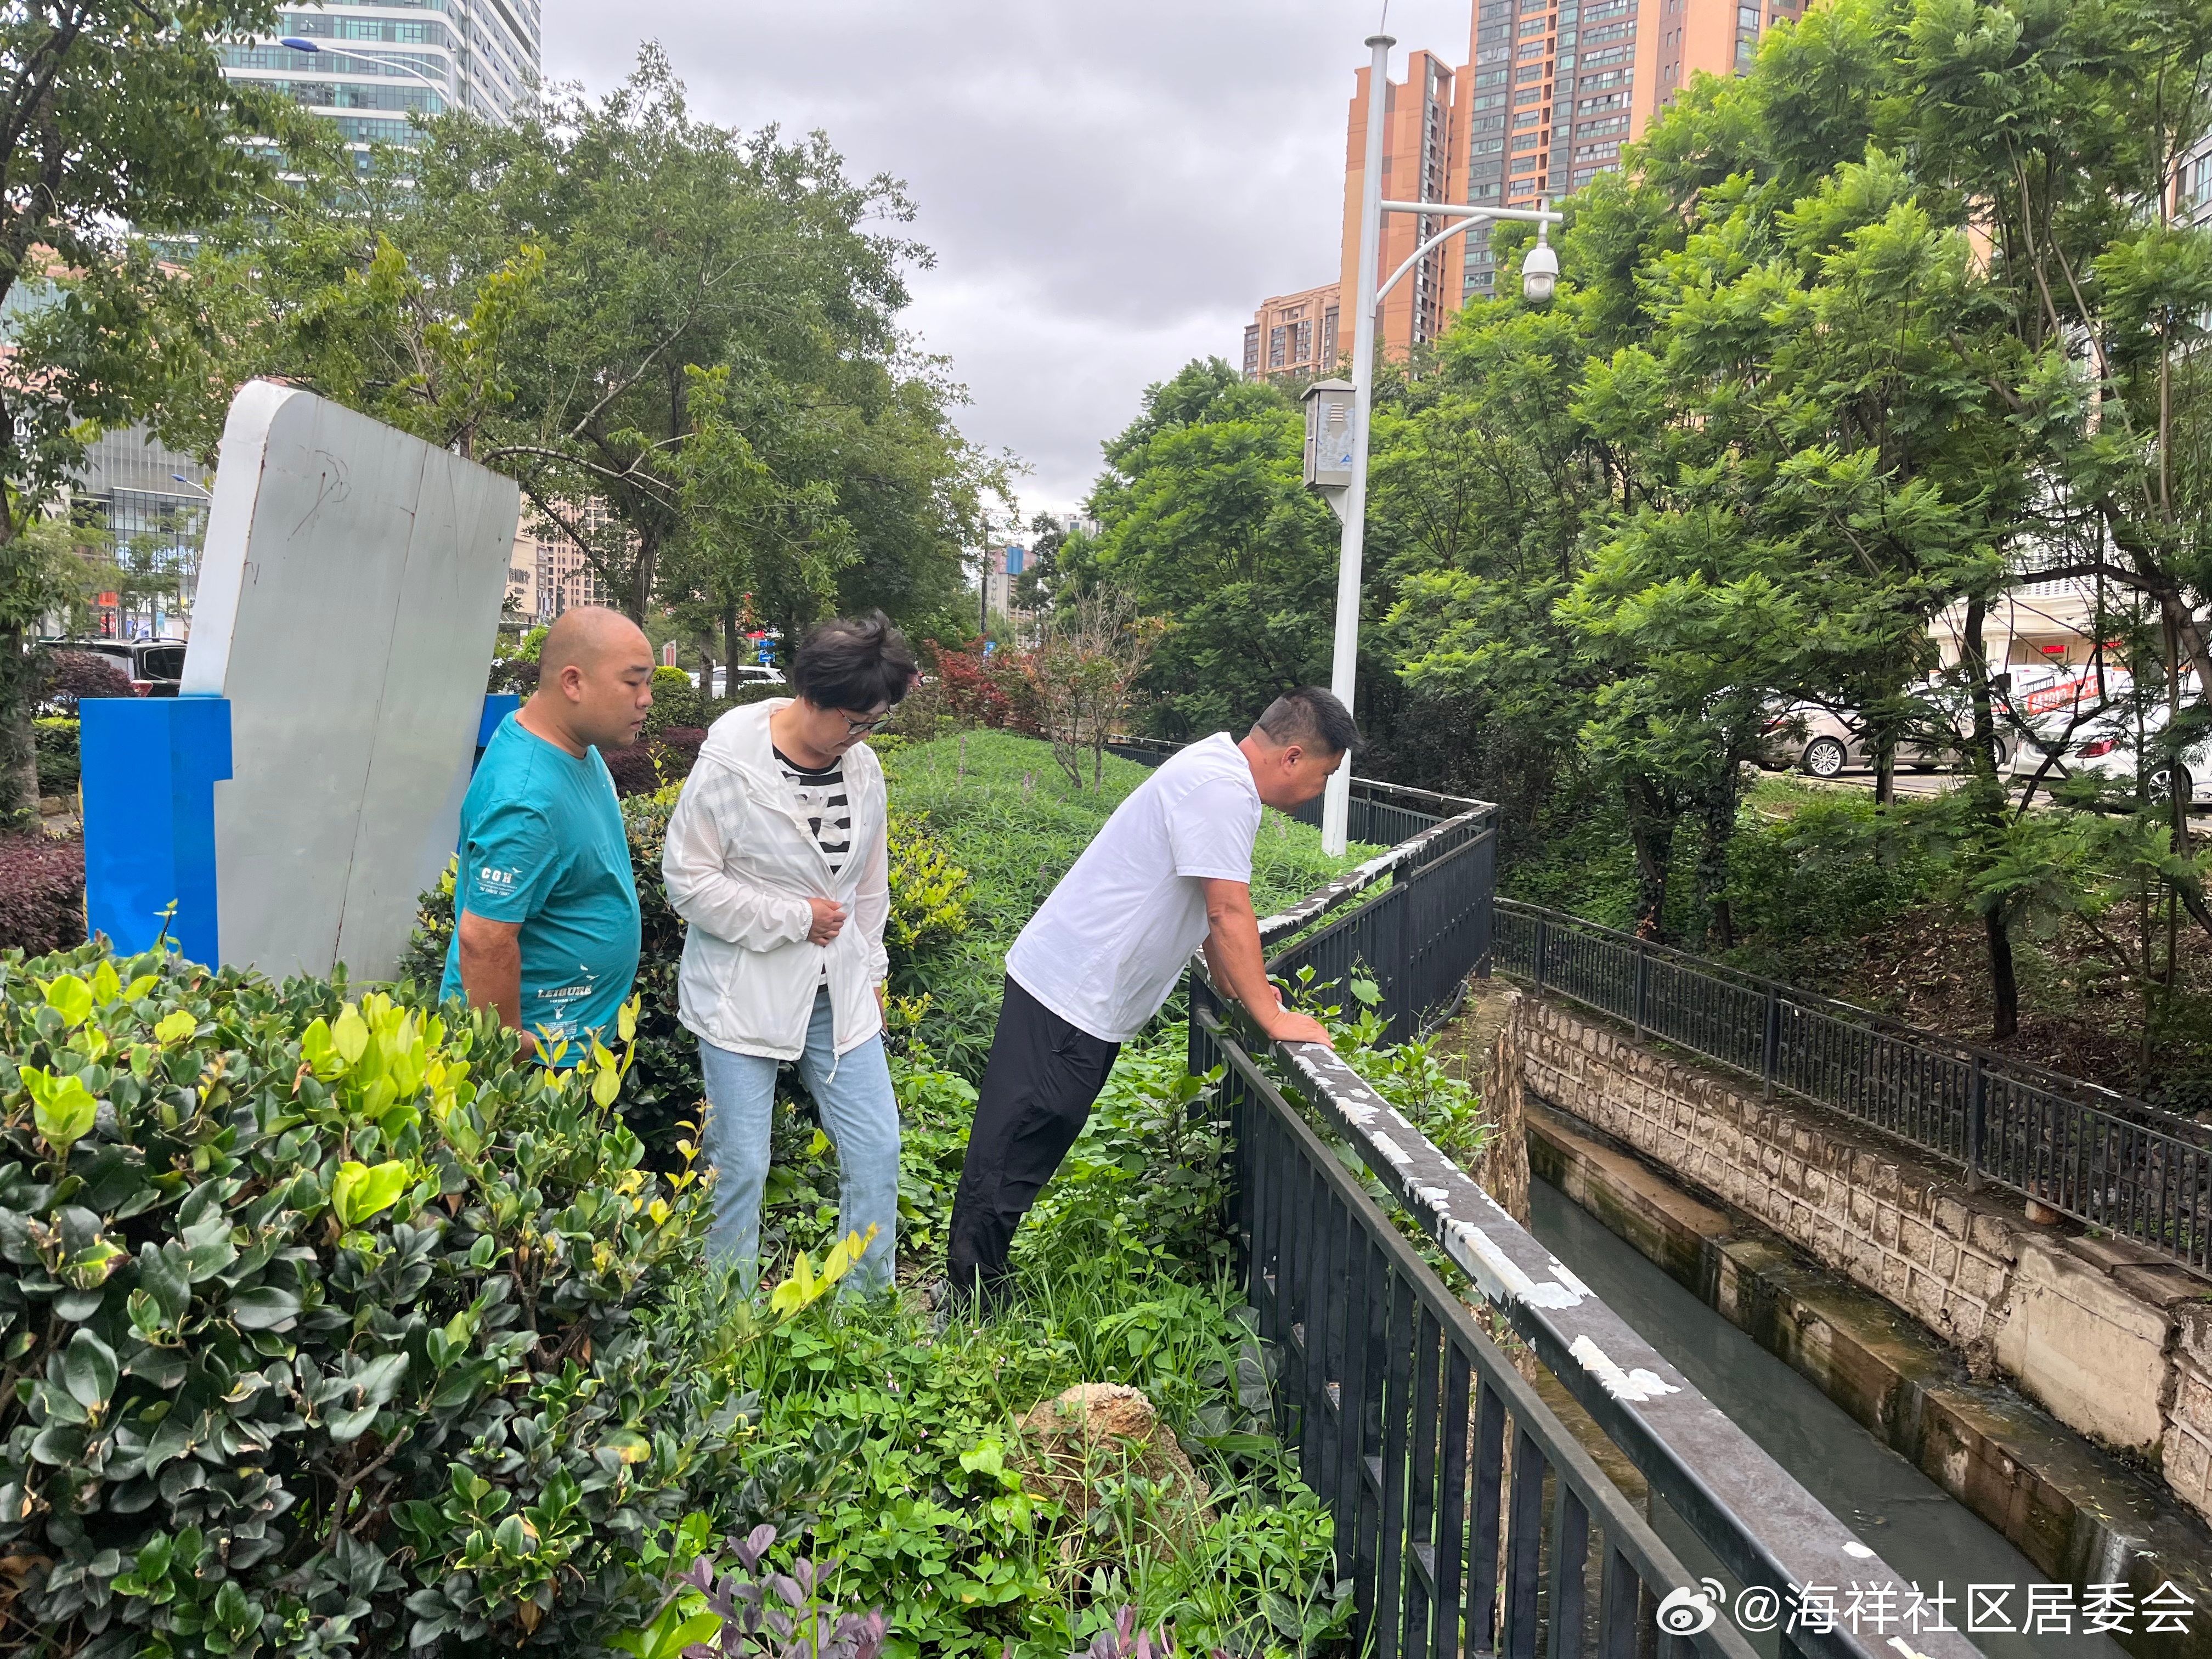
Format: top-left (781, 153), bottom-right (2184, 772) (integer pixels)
top-left (1508, 992), bottom-right (2212, 1528)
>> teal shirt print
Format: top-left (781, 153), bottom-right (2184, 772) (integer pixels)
top-left (440, 714), bottom-right (641, 1059)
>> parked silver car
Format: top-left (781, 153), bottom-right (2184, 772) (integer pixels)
top-left (1759, 701), bottom-right (2010, 778)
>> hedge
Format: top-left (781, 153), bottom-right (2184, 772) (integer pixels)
top-left (603, 729), bottom-right (704, 798)
top-left (0, 942), bottom-right (749, 1655)
top-left (35, 716), bottom-right (79, 796)
top-left (41, 652), bottom-right (133, 713)
top-left (0, 833), bottom-right (85, 955)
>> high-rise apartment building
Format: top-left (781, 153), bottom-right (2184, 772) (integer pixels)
top-left (1340, 50), bottom-right (1463, 362)
top-left (1243, 283), bottom-right (1342, 382)
top-left (1333, 0), bottom-right (1807, 334)
top-left (221, 1), bottom-right (541, 163)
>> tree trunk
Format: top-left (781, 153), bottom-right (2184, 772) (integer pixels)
top-left (0, 627), bottom-right (38, 831)
top-left (1873, 741), bottom-right (1894, 805)
top-left (1694, 749), bottom-right (1739, 949)
top-left (1959, 593), bottom-right (2018, 1039)
top-left (1986, 907), bottom-right (2019, 1041)
top-left (628, 528), bottom-right (657, 623)
top-left (721, 600), bottom-right (742, 689)
top-left (1622, 777), bottom-right (1675, 940)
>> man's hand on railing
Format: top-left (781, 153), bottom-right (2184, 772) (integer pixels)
top-left (1260, 1006), bottom-right (1335, 1048)
top-left (1205, 878), bottom-right (1336, 1049)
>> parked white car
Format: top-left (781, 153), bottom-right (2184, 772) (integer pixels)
top-left (2007, 667), bottom-right (2212, 808)
top-left (690, 663), bottom-right (785, 696)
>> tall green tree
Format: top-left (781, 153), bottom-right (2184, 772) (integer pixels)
top-left (172, 49), bottom-right (990, 644)
top-left (0, 1), bottom-right (294, 820)
top-left (1078, 360), bottom-right (1364, 737)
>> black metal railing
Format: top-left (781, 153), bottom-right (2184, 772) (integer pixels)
top-left (1494, 899), bottom-right (2212, 1279)
top-left (1188, 782), bottom-right (1983, 1659)
top-left (1195, 1004), bottom-right (1756, 1659)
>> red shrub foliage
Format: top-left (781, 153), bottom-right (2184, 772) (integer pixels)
top-left (926, 640), bottom-right (1041, 734)
top-left (0, 834), bottom-right (84, 955)
top-left (603, 727), bottom-right (705, 797)
top-left (42, 651), bottom-right (134, 712)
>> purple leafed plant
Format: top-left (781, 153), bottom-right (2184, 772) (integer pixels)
top-left (1071, 1604), bottom-right (1230, 1659)
top-left (678, 1523), bottom-right (889, 1659)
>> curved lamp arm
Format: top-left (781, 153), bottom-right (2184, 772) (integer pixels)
top-left (1375, 200), bottom-right (1562, 303)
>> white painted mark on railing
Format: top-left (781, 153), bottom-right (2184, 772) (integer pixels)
top-left (1568, 1333), bottom-right (1681, 1403)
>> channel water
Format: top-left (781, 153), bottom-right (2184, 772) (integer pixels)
top-left (1528, 1177), bottom-right (2126, 1659)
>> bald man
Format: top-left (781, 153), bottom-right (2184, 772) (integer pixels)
top-left (442, 606), bottom-right (654, 1060)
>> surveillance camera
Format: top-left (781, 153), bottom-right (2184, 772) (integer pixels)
top-left (1521, 242), bottom-right (1560, 304)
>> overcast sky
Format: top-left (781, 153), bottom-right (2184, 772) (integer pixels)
top-left (539, 0), bottom-right (1477, 520)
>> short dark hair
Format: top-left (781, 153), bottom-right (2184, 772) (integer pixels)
top-left (1254, 686), bottom-right (1361, 757)
top-left (791, 612), bottom-right (917, 713)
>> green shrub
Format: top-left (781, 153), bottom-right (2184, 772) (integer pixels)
top-left (645, 667), bottom-right (703, 735)
top-left (35, 716), bottom-right (78, 795)
top-left (0, 941), bottom-right (751, 1656)
top-left (1725, 787), bottom-right (1938, 936)
top-left (885, 813), bottom-right (969, 963)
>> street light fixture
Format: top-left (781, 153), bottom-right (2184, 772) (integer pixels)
top-left (1309, 32), bottom-right (1565, 855)
top-left (275, 36), bottom-right (451, 103)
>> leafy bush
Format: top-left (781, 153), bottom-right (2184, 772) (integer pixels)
top-left (1723, 785), bottom-right (1942, 952)
top-left (488, 658), bottom-right (541, 697)
top-left (919, 643), bottom-right (1040, 735)
top-left (40, 652), bottom-right (133, 714)
top-left (646, 667), bottom-right (704, 736)
top-left (0, 833), bottom-right (85, 954)
top-left (884, 814), bottom-right (968, 961)
top-left (35, 716), bottom-right (79, 795)
top-left (0, 943), bottom-right (757, 1656)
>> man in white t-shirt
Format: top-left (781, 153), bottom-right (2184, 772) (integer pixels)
top-left (946, 686), bottom-right (1360, 1307)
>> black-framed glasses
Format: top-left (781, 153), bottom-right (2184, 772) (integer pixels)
top-left (842, 708), bottom-right (895, 736)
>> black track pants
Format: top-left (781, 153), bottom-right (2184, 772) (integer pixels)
top-left (946, 975), bottom-right (1120, 1302)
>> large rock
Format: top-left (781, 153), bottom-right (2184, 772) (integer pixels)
top-left (1014, 1384), bottom-right (1212, 1542)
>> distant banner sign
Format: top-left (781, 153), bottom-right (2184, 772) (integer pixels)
top-left (2022, 676), bottom-right (2093, 716)
top-left (1005, 545), bottom-right (1024, 575)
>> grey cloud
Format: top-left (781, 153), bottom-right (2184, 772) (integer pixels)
top-left (543, 0), bottom-right (1477, 509)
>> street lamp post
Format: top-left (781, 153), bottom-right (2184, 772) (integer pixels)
top-left (275, 36), bottom-right (452, 104)
top-left (1312, 32), bottom-right (1562, 855)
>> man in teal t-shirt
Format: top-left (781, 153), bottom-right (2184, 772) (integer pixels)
top-left (442, 607), bottom-right (654, 1060)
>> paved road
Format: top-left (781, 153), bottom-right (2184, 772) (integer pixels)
top-left (1768, 764), bottom-right (2212, 832)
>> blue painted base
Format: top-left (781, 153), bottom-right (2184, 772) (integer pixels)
top-left (81, 692), bottom-right (515, 969)
top-left (81, 696), bottom-right (233, 964)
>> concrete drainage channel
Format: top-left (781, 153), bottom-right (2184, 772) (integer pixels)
top-left (1526, 1096), bottom-right (2212, 1659)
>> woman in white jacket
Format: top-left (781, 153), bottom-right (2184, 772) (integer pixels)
top-left (661, 614), bottom-right (915, 1293)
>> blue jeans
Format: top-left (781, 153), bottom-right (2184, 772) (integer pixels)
top-left (697, 988), bottom-right (899, 1295)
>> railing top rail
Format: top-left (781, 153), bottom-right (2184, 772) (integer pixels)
top-left (1103, 734), bottom-right (1488, 819)
top-left (1245, 1014), bottom-right (1983, 1659)
top-left (1255, 801), bottom-right (1497, 950)
top-left (1497, 896), bottom-right (2207, 1143)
